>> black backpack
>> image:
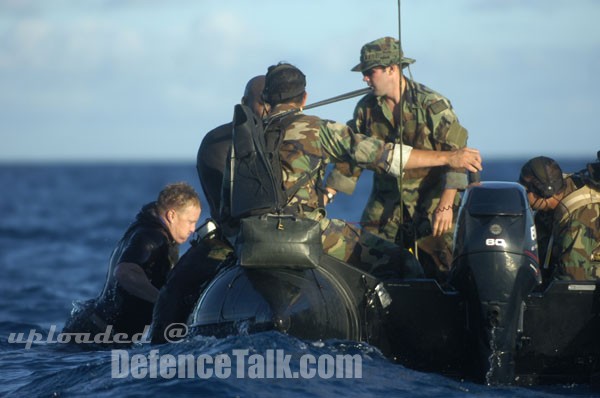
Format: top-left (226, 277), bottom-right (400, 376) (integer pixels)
top-left (227, 104), bottom-right (317, 220)
top-left (223, 87), bottom-right (371, 221)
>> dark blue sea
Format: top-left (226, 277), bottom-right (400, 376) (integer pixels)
top-left (1, 158), bottom-right (599, 398)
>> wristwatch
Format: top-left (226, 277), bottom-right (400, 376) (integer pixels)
top-left (326, 191), bottom-right (335, 203)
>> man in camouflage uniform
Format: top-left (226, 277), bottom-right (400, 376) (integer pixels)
top-left (326, 37), bottom-right (469, 280)
top-left (221, 62), bottom-right (482, 279)
top-left (519, 156), bottom-right (600, 281)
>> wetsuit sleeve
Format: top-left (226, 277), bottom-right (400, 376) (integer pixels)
top-left (118, 229), bottom-right (166, 270)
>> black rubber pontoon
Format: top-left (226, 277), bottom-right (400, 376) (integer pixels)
top-left (189, 182), bottom-right (600, 385)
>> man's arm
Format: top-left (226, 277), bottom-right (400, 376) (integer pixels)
top-left (325, 162), bottom-right (362, 196)
top-left (318, 120), bottom-right (482, 178)
top-left (403, 147), bottom-right (482, 172)
top-left (114, 262), bottom-right (160, 303)
top-left (388, 145), bottom-right (482, 176)
top-left (324, 112), bottom-right (369, 197)
top-left (432, 188), bottom-right (458, 236)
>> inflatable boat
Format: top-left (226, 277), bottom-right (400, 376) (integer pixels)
top-left (188, 182), bottom-right (600, 385)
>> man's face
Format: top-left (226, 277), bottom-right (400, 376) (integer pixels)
top-left (250, 98), bottom-right (268, 118)
top-left (526, 191), bottom-right (552, 212)
top-left (242, 95), bottom-right (268, 118)
top-left (361, 66), bottom-right (392, 96)
top-left (167, 204), bottom-right (201, 244)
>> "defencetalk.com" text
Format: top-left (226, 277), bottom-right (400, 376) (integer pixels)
top-left (112, 349), bottom-right (362, 379)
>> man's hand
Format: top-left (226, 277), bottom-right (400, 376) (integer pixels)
top-left (432, 189), bottom-right (457, 237)
top-left (323, 188), bottom-right (337, 206)
top-left (447, 148), bottom-right (482, 173)
top-left (432, 206), bottom-right (453, 236)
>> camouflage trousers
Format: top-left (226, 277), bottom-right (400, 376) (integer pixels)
top-left (553, 249), bottom-right (600, 281)
top-left (556, 262), bottom-right (600, 280)
top-left (320, 217), bottom-right (424, 279)
top-left (362, 216), bottom-right (454, 282)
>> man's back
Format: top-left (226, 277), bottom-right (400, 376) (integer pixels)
top-left (196, 122), bottom-right (233, 221)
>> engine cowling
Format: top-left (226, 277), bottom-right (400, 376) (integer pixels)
top-left (449, 182), bottom-right (541, 384)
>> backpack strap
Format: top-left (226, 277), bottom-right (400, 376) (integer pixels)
top-left (284, 167), bottom-right (321, 200)
top-left (265, 113), bottom-right (322, 209)
top-left (556, 184), bottom-right (600, 224)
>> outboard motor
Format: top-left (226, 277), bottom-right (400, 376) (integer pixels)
top-left (449, 182), bottom-right (541, 384)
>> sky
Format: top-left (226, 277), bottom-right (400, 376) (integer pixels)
top-left (1, 0), bottom-right (599, 163)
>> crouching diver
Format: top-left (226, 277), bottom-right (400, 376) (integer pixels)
top-left (149, 76), bottom-right (267, 344)
top-left (219, 62), bottom-right (483, 282)
top-left (519, 153), bottom-right (600, 282)
top-left (62, 183), bottom-right (200, 346)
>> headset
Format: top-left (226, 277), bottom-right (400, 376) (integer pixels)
top-left (521, 157), bottom-right (565, 199)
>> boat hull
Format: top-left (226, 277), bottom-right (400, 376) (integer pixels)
top-left (188, 182), bottom-right (600, 385)
top-left (378, 278), bottom-right (600, 385)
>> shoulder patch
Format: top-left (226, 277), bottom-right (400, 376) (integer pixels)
top-left (429, 99), bottom-right (449, 115)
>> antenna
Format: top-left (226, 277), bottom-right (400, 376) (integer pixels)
top-left (397, 0), bottom-right (404, 183)
top-left (396, 0), bottom-right (408, 252)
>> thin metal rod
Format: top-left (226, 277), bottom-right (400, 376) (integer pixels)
top-left (272, 87), bottom-right (371, 120)
top-left (397, 0), bottom-right (404, 184)
top-left (396, 0), bottom-right (408, 252)
top-left (303, 87), bottom-right (371, 111)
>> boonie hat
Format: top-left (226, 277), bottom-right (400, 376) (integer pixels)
top-left (351, 36), bottom-right (416, 72)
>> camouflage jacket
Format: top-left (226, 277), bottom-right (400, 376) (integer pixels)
top-left (221, 103), bottom-right (397, 223)
top-left (326, 79), bottom-right (468, 239)
top-left (547, 176), bottom-right (600, 280)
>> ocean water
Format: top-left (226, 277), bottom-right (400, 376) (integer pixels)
top-left (0, 159), bottom-right (598, 398)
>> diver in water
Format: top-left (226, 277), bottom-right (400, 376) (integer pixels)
top-left (519, 154), bottom-right (600, 281)
top-left (149, 76), bottom-right (267, 344)
top-left (62, 182), bottom-right (200, 345)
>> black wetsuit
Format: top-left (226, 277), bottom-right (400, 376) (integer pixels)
top-left (150, 124), bottom-right (234, 344)
top-left (63, 202), bottom-right (178, 341)
top-left (196, 122), bottom-right (232, 224)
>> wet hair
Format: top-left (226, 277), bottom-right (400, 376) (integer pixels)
top-left (157, 182), bottom-right (200, 213)
top-left (519, 156), bottom-right (565, 199)
top-left (262, 62), bottom-right (306, 106)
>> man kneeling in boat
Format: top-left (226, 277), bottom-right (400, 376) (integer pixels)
top-left (519, 155), bottom-right (600, 281)
top-left (220, 62), bottom-right (483, 281)
top-left (62, 183), bottom-right (201, 346)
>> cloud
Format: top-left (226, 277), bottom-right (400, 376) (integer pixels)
top-left (1, 0), bottom-right (598, 161)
